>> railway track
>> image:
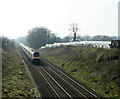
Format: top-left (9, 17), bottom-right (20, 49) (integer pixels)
top-left (20, 48), bottom-right (58, 97)
top-left (41, 58), bottom-right (102, 99)
top-left (36, 66), bottom-right (72, 98)
top-left (19, 47), bottom-right (102, 98)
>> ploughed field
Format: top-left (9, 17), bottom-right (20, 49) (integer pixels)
top-left (20, 46), bottom-right (101, 98)
top-left (40, 46), bottom-right (120, 97)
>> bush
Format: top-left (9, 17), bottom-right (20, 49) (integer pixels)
top-left (96, 48), bottom-right (120, 62)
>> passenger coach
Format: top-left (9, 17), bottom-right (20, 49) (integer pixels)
top-left (19, 43), bottom-right (40, 64)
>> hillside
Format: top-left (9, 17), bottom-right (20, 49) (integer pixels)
top-left (40, 46), bottom-right (120, 97)
top-left (2, 47), bottom-right (40, 97)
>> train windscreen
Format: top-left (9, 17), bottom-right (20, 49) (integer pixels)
top-left (34, 52), bottom-right (39, 57)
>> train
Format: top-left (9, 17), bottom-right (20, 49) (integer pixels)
top-left (19, 43), bottom-right (40, 64)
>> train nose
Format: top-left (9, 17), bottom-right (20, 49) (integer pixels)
top-left (32, 59), bottom-right (40, 65)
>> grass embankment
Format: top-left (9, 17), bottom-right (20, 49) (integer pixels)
top-left (2, 47), bottom-right (40, 97)
top-left (40, 46), bottom-right (120, 97)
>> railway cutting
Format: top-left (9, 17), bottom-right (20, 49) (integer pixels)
top-left (19, 44), bottom-right (102, 98)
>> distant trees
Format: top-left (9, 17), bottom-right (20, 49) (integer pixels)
top-left (16, 37), bottom-right (28, 45)
top-left (55, 37), bottom-right (63, 43)
top-left (1, 36), bottom-right (16, 50)
top-left (62, 35), bottom-right (116, 42)
top-left (27, 26), bottom-right (57, 49)
top-left (63, 36), bottom-right (72, 42)
top-left (26, 26), bottom-right (118, 49)
top-left (93, 35), bottom-right (112, 41)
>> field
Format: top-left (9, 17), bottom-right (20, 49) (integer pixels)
top-left (40, 46), bottom-right (120, 97)
top-left (2, 47), bottom-right (40, 97)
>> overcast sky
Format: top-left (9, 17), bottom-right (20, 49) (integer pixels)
top-left (0, 0), bottom-right (119, 39)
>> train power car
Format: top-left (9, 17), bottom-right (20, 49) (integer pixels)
top-left (19, 43), bottom-right (40, 64)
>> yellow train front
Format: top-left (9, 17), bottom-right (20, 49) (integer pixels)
top-left (32, 52), bottom-right (40, 64)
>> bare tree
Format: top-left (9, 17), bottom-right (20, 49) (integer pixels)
top-left (69, 23), bottom-right (79, 41)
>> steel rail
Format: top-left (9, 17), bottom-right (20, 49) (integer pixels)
top-left (40, 66), bottom-right (73, 98)
top-left (45, 66), bottom-right (88, 98)
top-left (43, 59), bottom-right (100, 99)
top-left (34, 66), bottom-right (60, 98)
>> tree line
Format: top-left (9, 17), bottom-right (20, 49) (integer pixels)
top-left (26, 23), bottom-right (80, 49)
top-left (63, 35), bottom-right (117, 42)
top-left (26, 26), bottom-right (118, 49)
top-left (1, 36), bottom-right (16, 50)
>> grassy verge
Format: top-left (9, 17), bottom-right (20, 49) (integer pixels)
top-left (40, 46), bottom-right (120, 97)
top-left (2, 47), bottom-right (40, 97)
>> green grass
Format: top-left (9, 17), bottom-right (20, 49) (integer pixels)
top-left (2, 48), bottom-right (40, 97)
top-left (40, 46), bottom-right (120, 98)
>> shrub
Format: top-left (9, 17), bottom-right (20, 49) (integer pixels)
top-left (96, 48), bottom-right (120, 62)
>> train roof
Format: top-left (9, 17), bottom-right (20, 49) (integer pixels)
top-left (19, 43), bottom-right (34, 54)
